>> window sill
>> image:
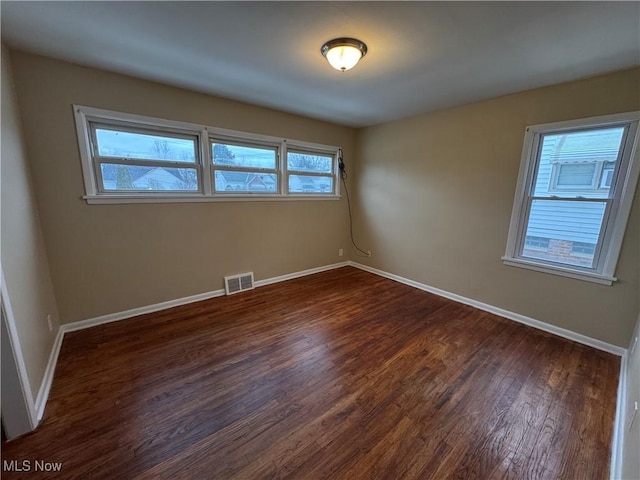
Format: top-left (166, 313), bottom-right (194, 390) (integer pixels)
top-left (83, 194), bottom-right (341, 204)
top-left (501, 256), bottom-right (616, 285)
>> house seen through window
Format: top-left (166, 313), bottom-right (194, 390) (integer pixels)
top-left (212, 141), bottom-right (278, 193)
top-left (523, 127), bottom-right (623, 268)
top-left (94, 126), bottom-right (199, 192)
top-left (287, 151), bottom-right (334, 193)
top-left (74, 105), bottom-right (341, 202)
top-left (503, 112), bottom-right (640, 284)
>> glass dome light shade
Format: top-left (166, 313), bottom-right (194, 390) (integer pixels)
top-left (321, 38), bottom-right (367, 72)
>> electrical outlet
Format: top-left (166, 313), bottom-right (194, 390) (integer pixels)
top-left (47, 314), bottom-right (53, 332)
top-left (338, 248), bottom-right (344, 257)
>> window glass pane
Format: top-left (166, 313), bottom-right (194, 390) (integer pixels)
top-left (600, 162), bottom-right (615, 188)
top-left (522, 199), bottom-right (606, 267)
top-left (287, 152), bottom-right (333, 173)
top-left (95, 128), bottom-right (196, 162)
top-left (100, 164), bottom-right (198, 191)
top-left (524, 236), bottom-right (550, 252)
top-left (212, 142), bottom-right (276, 170)
top-left (556, 163), bottom-right (596, 187)
top-left (288, 175), bottom-right (333, 193)
top-left (571, 241), bottom-right (596, 257)
top-left (214, 170), bottom-right (277, 193)
top-left (533, 127), bottom-right (624, 198)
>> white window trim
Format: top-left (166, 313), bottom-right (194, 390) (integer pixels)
top-left (73, 105), bottom-right (341, 203)
top-left (285, 141), bottom-right (340, 196)
top-left (209, 133), bottom-right (282, 195)
top-left (503, 111), bottom-right (640, 285)
top-left (89, 120), bottom-right (203, 194)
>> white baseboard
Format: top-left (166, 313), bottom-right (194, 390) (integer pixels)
top-left (35, 327), bottom-right (64, 421)
top-left (610, 352), bottom-right (627, 480)
top-left (39, 290), bottom-right (230, 421)
top-left (348, 261), bottom-right (630, 476)
top-left (254, 261), bottom-right (349, 288)
top-left (61, 289), bottom-right (226, 334)
top-left (33, 261), bottom-right (350, 420)
top-left (349, 261), bottom-right (626, 356)
top-left (35, 259), bottom-right (626, 431)
top-left (61, 261), bottom-right (349, 335)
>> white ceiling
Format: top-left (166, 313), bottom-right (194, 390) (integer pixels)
top-left (2, 2), bottom-right (639, 127)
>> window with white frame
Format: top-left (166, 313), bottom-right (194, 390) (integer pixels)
top-left (88, 122), bottom-right (201, 193)
top-left (211, 138), bottom-right (280, 194)
top-left (503, 112), bottom-right (640, 285)
top-left (74, 105), bottom-right (341, 203)
top-left (286, 147), bottom-right (336, 194)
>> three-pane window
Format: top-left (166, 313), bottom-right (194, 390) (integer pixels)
top-left (75, 106), bottom-right (340, 202)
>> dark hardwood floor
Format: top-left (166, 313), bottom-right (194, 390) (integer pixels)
top-left (1, 267), bottom-right (619, 479)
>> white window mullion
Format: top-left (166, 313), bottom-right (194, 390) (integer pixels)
top-left (515, 196), bottom-right (534, 261)
top-left (201, 128), bottom-right (213, 196)
top-left (213, 165), bottom-right (278, 175)
top-left (94, 157), bottom-right (198, 170)
top-left (94, 160), bottom-right (106, 194)
top-left (287, 171), bottom-right (334, 178)
top-left (281, 140), bottom-right (288, 196)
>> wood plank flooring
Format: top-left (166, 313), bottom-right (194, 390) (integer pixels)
top-left (1, 267), bottom-right (619, 479)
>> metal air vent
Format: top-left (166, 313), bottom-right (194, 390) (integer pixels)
top-left (224, 272), bottom-right (254, 295)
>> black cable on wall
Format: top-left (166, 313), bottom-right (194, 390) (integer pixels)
top-left (338, 149), bottom-right (370, 257)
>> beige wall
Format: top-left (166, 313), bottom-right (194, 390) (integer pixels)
top-left (7, 48), bottom-right (638, 348)
top-left (355, 68), bottom-right (640, 347)
top-left (1, 45), bottom-right (60, 396)
top-left (9, 51), bottom-right (355, 325)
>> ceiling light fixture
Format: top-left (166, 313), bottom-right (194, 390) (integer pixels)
top-left (321, 38), bottom-right (367, 72)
